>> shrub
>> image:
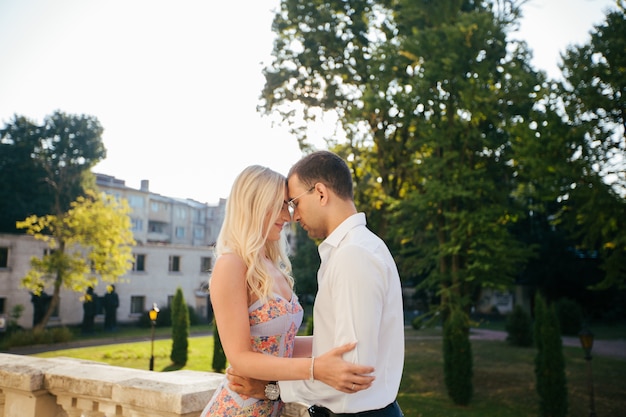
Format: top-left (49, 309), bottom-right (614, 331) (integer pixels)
top-left (170, 287), bottom-right (189, 366)
top-left (412, 314), bottom-right (426, 330)
top-left (304, 315), bottom-right (314, 336)
top-left (555, 298), bottom-right (583, 336)
top-left (212, 319), bottom-right (226, 373)
top-left (534, 294), bottom-right (568, 417)
top-left (2, 326), bottom-right (73, 349)
top-left (443, 307), bottom-right (473, 405)
top-left (505, 305), bottom-right (533, 347)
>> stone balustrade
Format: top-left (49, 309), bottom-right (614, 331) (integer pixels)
top-left (0, 353), bottom-right (309, 417)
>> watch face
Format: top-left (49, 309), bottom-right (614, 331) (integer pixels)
top-left (265, 383), bottom-right (280, 400)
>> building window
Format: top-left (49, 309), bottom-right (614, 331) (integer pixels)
top-left (169, 256), bottom-right (181, 272)
top-left (133, 254), bottom-right (146, 272)
top-left (201, 257), bottom-right (212, 273)
top-left (151, 201), bottom-right (159, 212)
top-left (194, 209), bottom-right (204, 223)
top-left (0, 297), bottom-right (5, 314)
top-left (128, 195), bottom-right (144, 208)
top-left (131, 218), bottom-right (144, 232)
top-left (175, 206), bottom-right (187, 219)
top-left (175, 226), bottom-right (185, 238)
top-left (194, 227), bottom-right (205, 239)
top-left (130, 296), bottom-right (145, 315)
top-left (0, 247), bottom-right (8, 268)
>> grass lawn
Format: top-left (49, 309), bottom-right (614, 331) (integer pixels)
top-left (33, 326), bottom-right (626, 417)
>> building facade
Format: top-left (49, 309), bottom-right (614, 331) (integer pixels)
top-left (0, 173), bottom-right (226, 330)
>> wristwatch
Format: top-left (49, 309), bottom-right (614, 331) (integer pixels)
top-left (264, 381), bottom-right (280, 401)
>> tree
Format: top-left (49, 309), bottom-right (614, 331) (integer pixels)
top-left (0, 111), bottom-right (106, 233)
top-left (557, 3), bottom-right (626, 290)
top-left (534, 294), bottom-right (568, 417)
top-left (16, 190), bottom-right (135, 330)
top-left (0, 116), bottom-right (55, 233)
top-left (170, 287), bottom-right (190, 366)
top-left (290, 225), bottom-right (320, 308)
top-left (505, 304), bottom-right (533, 347)
top-left (443, 305), bottom-right (473, 405)
top-left (261, 0), bottom-right (542, 403)
top-left (211, 320), bottom-right (227, 373)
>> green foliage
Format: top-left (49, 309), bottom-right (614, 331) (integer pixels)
top-left (411, 315), bottom-right (426, 330)
top-left (0, 111), bottom-right (105, 233)
top-left (170, 287), bottom-right (189, 366)
top-left (304, 314), bottom-right (314, 336)
top-left (443, 307), bottom-right (473, 405)
top-left (534, 294), bottom-right (568, 417)
top-left (9, 304), bottom-right (25, 331)
top-left (505, 305), bottom-right (533, 347)
top-left (1, 327), bottom-right (73, 349)
top-left (554, 298), bottom-right (583, 336)
top-left (16, 190), bottom-right (135, 330)
top-left (291, 225), bottom-right (320, 302)
top-left (548, 5), bottom-right (626, 290)
top-left (211, 319), bottom-right (226, 373)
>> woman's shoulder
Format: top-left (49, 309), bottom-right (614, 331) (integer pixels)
top-left (215, 252), bottom-right (246, 268)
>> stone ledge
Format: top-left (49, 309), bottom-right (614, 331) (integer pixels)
top-left (0, 353), bottom-right (222, 416)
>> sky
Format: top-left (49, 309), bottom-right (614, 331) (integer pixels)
top-left (0, 0), bottom-right (617, 205)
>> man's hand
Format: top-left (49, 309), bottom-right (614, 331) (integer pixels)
top-left (226, 367), bottom-right (269, 399)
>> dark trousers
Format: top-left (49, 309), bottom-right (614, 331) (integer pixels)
top-left (308, 401), bottom-right (403, 417)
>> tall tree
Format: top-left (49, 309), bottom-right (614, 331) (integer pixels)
top-left (290, 225), bottom-right (320, 307)
top-left (0, 111), bottom-right (106, 232)
top-left (16, 190), bottom-right (136, 330)
top-left (534, 294), bottom-right (568, 417)
top-left (0, 116), bottom-right (54, 233)
top-left (557, 3), bottom-right (626, 290)
top-left (261, 0), bottom-right (546, 403)
top-left (170, 287), bottom-right (190, 366)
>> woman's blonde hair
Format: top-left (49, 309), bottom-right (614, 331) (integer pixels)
top-left (215, 165), bottom-right (293, 302)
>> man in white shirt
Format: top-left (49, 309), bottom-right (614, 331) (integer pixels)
top-left (230, 151), bottom-right (405, 416)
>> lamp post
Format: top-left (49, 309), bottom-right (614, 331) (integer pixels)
top-left (578, 328), bottom-right (597, 417)
top-left (149, 303), bottom-right (159, 371)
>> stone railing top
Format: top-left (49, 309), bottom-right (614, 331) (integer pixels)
top-left (0, 352), bottom-right (223, 416)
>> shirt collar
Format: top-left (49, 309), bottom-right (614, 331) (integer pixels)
top-left (322, 212), bottom-right (366, 249)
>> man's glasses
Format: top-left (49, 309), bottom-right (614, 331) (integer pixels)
top-left (286, 185), bottom-right (315, 211)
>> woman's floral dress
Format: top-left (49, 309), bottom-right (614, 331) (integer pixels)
top-left (201, 294), bottom-right (303, 416)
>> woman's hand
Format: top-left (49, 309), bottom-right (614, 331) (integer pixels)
top-left (313, 342), bottom-right (375, 393)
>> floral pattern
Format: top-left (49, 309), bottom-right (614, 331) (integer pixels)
top-left (204, 390), bottom-right (282, 417)
top-left (201, 294), bottom-right (303, 417)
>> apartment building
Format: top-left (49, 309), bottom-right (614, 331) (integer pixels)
top-left (0, 174), bottom-right (226, 330)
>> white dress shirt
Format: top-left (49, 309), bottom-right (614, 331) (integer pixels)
top-left (279, 213), bottom-right (404, 413)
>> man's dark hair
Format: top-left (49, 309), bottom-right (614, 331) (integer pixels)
top-left (288, 151), bottom-right (353, 200)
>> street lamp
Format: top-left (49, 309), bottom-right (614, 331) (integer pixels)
top-left (149, 303), bottom-right (159, 371)
top-left (578, 328), bottom-right (597, 417)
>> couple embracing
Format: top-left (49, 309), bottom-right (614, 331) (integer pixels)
top-left (201, 151), bottom-right (404, 417)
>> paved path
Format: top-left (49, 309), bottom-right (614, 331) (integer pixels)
top-left (469, 329), bottom-right (626, 360)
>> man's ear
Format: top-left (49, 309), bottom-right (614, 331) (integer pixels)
top-left (315, 183), bottom-right (330, 206)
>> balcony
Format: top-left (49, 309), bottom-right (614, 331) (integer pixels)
top-left (0, 353), bottom-right (308, 417)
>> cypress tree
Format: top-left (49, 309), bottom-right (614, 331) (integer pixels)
top-left (443, 306), bottom-right (473, 405)
top-left (506, 304), bottom-right (533, 347)
top-left (212, 319), bottom-right (226, 373)
top-left (170, 287), bottom-right (189, 366)
top-left (534, 294), bottom-right (568, 417)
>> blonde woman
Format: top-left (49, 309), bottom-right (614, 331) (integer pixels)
top-left (201, 165), bottom-right (374, 417)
